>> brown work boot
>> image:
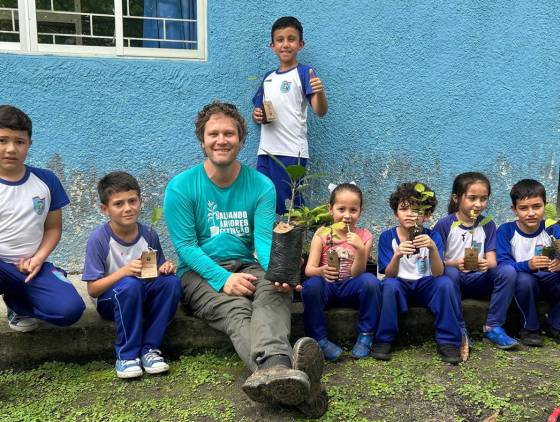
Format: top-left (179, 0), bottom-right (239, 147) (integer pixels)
top-left (292, 337), bottom-right (328, 418)
top-left (242, 355), bottom-right (310, 406)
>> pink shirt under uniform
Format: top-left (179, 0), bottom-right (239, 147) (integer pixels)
top-left (318, 227), bottom-right (372, 281)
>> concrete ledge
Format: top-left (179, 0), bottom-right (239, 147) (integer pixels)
top-left (0, 276), bottom-right (551, 370)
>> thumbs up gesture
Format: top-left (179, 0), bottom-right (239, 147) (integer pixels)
top-left (309, 68), bottom-right (323, 94)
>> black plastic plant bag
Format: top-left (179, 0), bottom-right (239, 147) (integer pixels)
top-left (265, 224), bottom-right (306, 286)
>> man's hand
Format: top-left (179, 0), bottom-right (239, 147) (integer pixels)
top-left (396, 240), bottom-right (416, 257)
top-left (120, 259), bottom-right (143, 277)
top-left (252, 107), bottom-right (264, 124)
top-left (549, 258), bottom-right (560, 272)
top-left (223, 273), bottom-right (257, 297)
top-left (529, 256), bottom-right (551, 271)
top-left (309, 69), bottom-right (324, 94)
top-left (17, 256), bottom-right (46, 283)
top-left (477, 257), bottom-right (489, 272)
top-left (159, 260), bottom-right (176, 275)
top-left (346, 232), bottom-right (365, 252)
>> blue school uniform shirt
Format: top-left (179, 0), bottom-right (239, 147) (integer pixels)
top-left (378, 227), bottom-right (444, 280)
top-left (82, 222), bottom-right (165, 281)
top-left (433, 214), bottom-right (496, 261)
top-left (496, 221), bottom-right (560, 272)
top-left (0, 165), bottom-right (69, 263)
top-left (164, 163), bottom-right (276, 292)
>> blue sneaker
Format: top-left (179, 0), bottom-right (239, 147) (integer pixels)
top-left (141, 349), bottom-right (170, 374)
top-left (351, 333), bottom-right (373, 359)
top-left (483, 326), bottom-right (518, 349)
top-left (7, 308), bottom-right (38, 333)
top-left (115, 358), bottom-right (143, 379)
top-left (317, 338), bottom-right (342, 361)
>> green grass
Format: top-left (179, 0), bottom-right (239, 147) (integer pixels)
top-left (1, 341), bottom-right (559, 421)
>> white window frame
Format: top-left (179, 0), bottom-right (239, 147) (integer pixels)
top-left (0, 0), bottom-right (207, 60)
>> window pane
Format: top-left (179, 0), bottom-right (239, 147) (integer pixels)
top-left (123, 0), bottom-right (198, 50)
top-left (0, 1), bottom-right (18, 8)
top-left (35, 0), bottom-right (115, 46)
top-left (0, 6), bottom-right (18, 42)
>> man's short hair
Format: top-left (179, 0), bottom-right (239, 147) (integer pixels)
top-left (97, 171), bottom-right (141, 205)
top-left (510, 179), bottom-right (546, 206)
top-left (0, 105), bottom-right (32, 138)
top-left (271, 16), bottom-right (303, 42)
top-left (194, 101), bottom-right (247, 144)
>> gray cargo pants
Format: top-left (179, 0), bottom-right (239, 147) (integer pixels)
top-left (182, 262), bottom-right (293, 372)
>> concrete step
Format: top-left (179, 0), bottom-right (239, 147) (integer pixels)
top-left (0, 276), bottom-right (550, 370)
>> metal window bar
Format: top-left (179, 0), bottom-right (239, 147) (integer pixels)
top-left (0, 8), bottom-right (18, 33)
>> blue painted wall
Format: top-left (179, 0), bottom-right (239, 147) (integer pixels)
top-left (1, 0), bottom-right (558, 270)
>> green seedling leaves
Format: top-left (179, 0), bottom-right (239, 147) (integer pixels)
top-left (285, 165), bottom-right (306, 181)
top-left (544, 203), bottom-right (558, 228)
top-left (151, 207), bottom-right (163, 225)
top-left (414, 183), bottom-right (426, 193)
top-left (479, 215), bottom-right (494, 227)
top-left (451, 214), bottom-right (494, 230)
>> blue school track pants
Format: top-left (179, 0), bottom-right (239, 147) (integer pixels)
top-left (302, 273), bottom-right (382, 341)
top-left (96, 275), bottom-right (182, 360)
top-left (0, 260), bottom-right (85, 326)
top-left (256, 155), bottom-right (307, 215)
top-left (445, 265), bottom-right (517, 328)
top-left (513, 270), bottom-right (560, 331)
top-left (375, 275), bottom-right (463, 346)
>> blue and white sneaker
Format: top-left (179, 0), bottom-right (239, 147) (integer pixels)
top-left (483, 326), bottom-right (518, 349)
top-left (141, 349), bottom-right (169, 374)
top-left (115, 358), bottom-right (143, 379)
top-left (7, 308), bottom-right (38, 333)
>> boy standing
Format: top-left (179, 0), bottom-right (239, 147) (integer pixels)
top-left (82, 172), bottom-right (182, 378)
top-left (0, 105), bottom-right (85, 332)
top-left (496, 179), bottom-right (560, 346)
top-left (252, 16), bottom-right (328, 214)
top-left (372, 182), bottom-right (463, 364)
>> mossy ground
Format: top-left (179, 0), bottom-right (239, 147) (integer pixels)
top-left (1, 339), bottom-right (559, 421)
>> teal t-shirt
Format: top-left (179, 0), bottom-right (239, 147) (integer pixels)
top-left (164, 162), bottom-right (276, 292)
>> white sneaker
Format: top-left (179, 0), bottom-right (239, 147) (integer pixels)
top-left (7, 309), bottom-right (39, 332)
top-left (141, 349), bottom-right (169, 374)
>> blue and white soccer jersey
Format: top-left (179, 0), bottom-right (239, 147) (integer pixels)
top-left (82, 222), bottom-right (182, 360)
top-left (377, 227), bottom-right (445, 280)
top-left (497, 221), bottom-right (560, 331)
top-left (375, 227), bottom-right (462, 346)
top-left (433, 214), bottom-right (497, 261)
top-left (497, 221), bottom-right (560, 272)
top-left (82, 222), bottom-right (165, 282)
top-left (0, 165), bottom-right (69, 263)
top-left (0, 165), bottom-right (84, 326)
top-left (253, 63), bottom-right (314, 158)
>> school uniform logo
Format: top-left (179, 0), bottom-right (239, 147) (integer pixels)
top-left (32, 196), bottom-right (46, 215)
top-left (416, 256), bottom-right (429, 275)
top-left (280, 81), bottom-right (292, 93)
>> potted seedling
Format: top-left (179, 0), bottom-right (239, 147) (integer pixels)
top-left (264, 153), bottom-right (327, 286)
top-left (408, 183), bottom-right (435, 255)
top-left (544, 203), bottom-right (560, 259)
top-left (140, 207), bottom-right (162, 279)
top-left (315, 221), bottom-right (348, 277)
top-left (451, 210), bottom-right (494, 272)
